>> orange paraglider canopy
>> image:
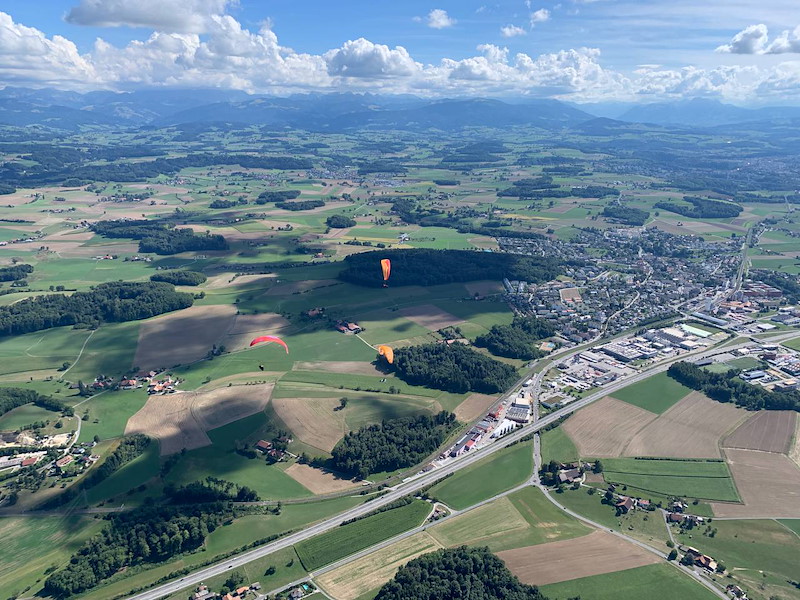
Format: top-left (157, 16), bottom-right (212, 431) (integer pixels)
top-left (380, 259), bottom-right (391, 282)
top-left (377, 345), bottom-right (394, 364)
top-left (249, 335), bottom-right (289, 353)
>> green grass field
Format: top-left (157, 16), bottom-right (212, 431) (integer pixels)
top-left (429, 486), bottom-right (590, 552)
top-left (540, 427), bottom-right (579, 465)
top-left (294, 499), bottom-right (431, 571)
top-left (541, 564), bottom-right (719, 600)
top-left (165, 412), bottom-right (313, 500)
top-left (610, 372), bottom-right (690, 414)
top-left (0, 402), bottom-right (66, 431)
top-left (601, 458), bottom-right (740, 501)
top-left (83, 440), bottom-right (161, 505)
top-left (428, 441), bottom-right (533, 510)
top-left (75, 389), bottom-right (149, 442)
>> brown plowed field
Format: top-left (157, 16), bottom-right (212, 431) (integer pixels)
top-left (271, 396), bottom-right (345, 452)
top-left (125, 383), bottom-right (273, 455)
top-left (623, 392), bottom-right (747, 458)
top-left (723, 410), bottom-right (797, 454)
top-left (791, 419), bottom-right (800, 469)
top-left (284, 463), bottom-right (358, 494)
top-left (711, 449), bottom-right (800, 518)
top-left (562, 397), bottom-right (657, 457)
top-left (454, 393), bottom-right (498, 423)
top-left (133, 305), bottom-right (237, 371)
top-left (497, 530), bottom-right (659, 586)
top-left (398, 304), bottom-right (465, 331)
top-left (223, 312), bottom-right (291, 351)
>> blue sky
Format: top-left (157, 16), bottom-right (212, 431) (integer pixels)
top-left (1, 0), bottom-right (800, 104)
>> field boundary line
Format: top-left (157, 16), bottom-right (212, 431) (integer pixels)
top-left (58, 328), bottom-right (96, 379)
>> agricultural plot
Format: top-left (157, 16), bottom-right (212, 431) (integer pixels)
top-left (562, 397), bottom-right (657, 457)
top-left (497, 530), bottom-right (660, 586)
top-left (712, 449), bottom-right (800, 518)
top-left (623, 392), bottom-right (747, 458)
top-left (602, 458), bottom-right (740, 502)
top-left (540, 564), bottom-right (719, 600)
top-left (540, 427), bottom-right (580, 465)
top-left (610, 372), bottom-right (691, 414)
top-left (397, 304), bottom-right (465, 331)
top-left (453, 392), bottom-right (497, 423)
top-left (223, 312), bottom-right (292, 351)
top-left (428, 487), bottom-right (590, 552)
top-left (294, 500), bottom-right (431, 571)
top-left (133, 304), bottom-right (238, 372)
top-left (315, 532), bottom-right (442, 600)
top-left (723, 410), bottom-right (797, 454)
top-left (428, 441), bottom-right (533, 510)
top-left (284, 463), bottom-right (358, 494)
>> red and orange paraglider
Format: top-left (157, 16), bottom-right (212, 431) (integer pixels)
top-left (377, 345), bottom-right (394, 364)
top-left (249, 335), bottom-right (289, 354)
top-left (380, 258), bottom-right (391, 288)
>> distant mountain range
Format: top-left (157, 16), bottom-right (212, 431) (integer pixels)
top-left (0, 87), bottom-right (798, 131)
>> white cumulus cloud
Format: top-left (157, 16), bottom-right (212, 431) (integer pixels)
top-left (500, 25), bottom-right (527, 38)
top-left (66, 0), bottom-right (234, 33)
top-left (530, 8), bottom-right (550, 25)
top-left (766, 25), bottom-right (800, 54)
top-left (427, 9), bottom-right (456, 29)
top-left (716, 24), bottom-right (769, 54)
top-left (324, 38), bottom-right (420, 78)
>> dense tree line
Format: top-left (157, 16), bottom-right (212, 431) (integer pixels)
top-left (375, 546), bottom-right (548, 600)
top-left (165, 477), bottom-right (259, 504)
top-left (498, 176), bottom-right (561, 198)
top-left (0, 281), bottom-right (193, 337)
top-left (326, 214), bottom-right (357, 228)
top-left (458, 225), bottom-right (546, 240)
top-left (91, 220), bottom-right (228, 255)
top-left (602, 204), bottom-right (649, 226)
top-left (43, 503), bottom-right (233, 597)
top-left (667, 362), bottom-right (799, 411)
top-left (208, 198), bottom-right (241, 209)
top-left (339, 249), bottom-right (562, 287)
top-left (393, 343), bottom-right (517, 394)
top-left (655, 196), bottom-right (742, 219)
top-left (150, 270), bottom-right (207, 286)
top-left (1, 152), bottom-right (312, 188)
top-left (433, 179), bottom-right (459, 186)
top-left (572, 185), bottom-right (620, 198)
top-left (475, 316), bottom-right (556, 360)
top-left (0, 264), bottom-right (33, 282)
top-left (331, 412), bottom-right (455, 478)
top-left (0, 388), bottom-right (68, 418)
top-left (255, 190), bottom-right (301, 204)
top-left (275, 199), bottom-right (325, 211)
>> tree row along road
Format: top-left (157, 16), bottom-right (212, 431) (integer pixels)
top-left (126, 333), bottom-right (772, 600)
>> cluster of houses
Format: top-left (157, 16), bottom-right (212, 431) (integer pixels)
top-left (447, 408), bottom-right (516, 459)
top-left (52, 441), bottom-right (100, 475)
top-left (680, 545), bottom-right (719, 572)
top-left (334, 320), bottom-right (362, 334)
top-left (255, 439), bottom-right (289, 462)
top-left (190, 582), bottom-right (261, 600)
top-left (0, 451), bottom-right (45, 471)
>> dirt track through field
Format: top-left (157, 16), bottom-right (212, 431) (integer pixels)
top-left (497, 530), bottom-right (659, 586)
top-left (133, 305), bottom-right (237, 371)
top-left (271, 396), bottom-right (345, 452)
top-left (284, 463), bottom-right (358, 494)
top-left (623, 392), bottom-right (747, 458)
top-left (711, 449), bottom-right (800, 518)
top-left (563, 397), bottom-right (657, 457)
top-left (723, 410), bottom-right (797, 454)
top-left (125, 383), bottom-right (273, 455)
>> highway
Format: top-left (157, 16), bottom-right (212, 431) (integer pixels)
top-left (126, 333), bottom-right (766, 600)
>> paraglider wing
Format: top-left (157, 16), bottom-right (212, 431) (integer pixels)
top-left (380, 259), bottom-right (391, 282)
top-left (249, 335), bottom-right (289, 353)
top-left (377, 345), bottom-right (394, 364)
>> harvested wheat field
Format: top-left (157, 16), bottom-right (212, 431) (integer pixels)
top-left (192, 383), bottom-right (274, 431)
top-left (792, 419), bottom-right (800, 469)
top-left (623, 392), bottom-right (747, 458)
top-left (316, 532), bottom-right (442, 600)
top-left (497, 530), bottom-right (659, 586)
top-left (204, 273), bottom-right (276, 290)
top-left (133, 305), bottom-right (237, 371)
top-left (563, 397), bottom-right (657, 457)
top-left (272, 396), bottom-right (345, 453)
top-left (454, 393), bottom-right (498, 423)
top-left (711, 449), bottom-right (800, 518)
top-left (126, 393), bottom-right (210, 456)
top-left (285, 463), bottom-right (358, 494)
top-left (723, 410), bottom-right (797, 454)
top-left (223, 312), bottom-right (291, 350)
top-left (126, 383), bottom-right (273, 455)
top-left (398, 304), bottom-right (464, 331)
top-left (292, 361), bottom-right (384, 377)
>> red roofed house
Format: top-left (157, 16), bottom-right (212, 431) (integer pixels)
top-left (55, 455), bottom-right (74, 469)
top-left (21, 456), bottom-right (40, 467)
top-left (255, 440), bottom-right (272, 452)
top-left (615, 496), bottom-right (635, 514)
